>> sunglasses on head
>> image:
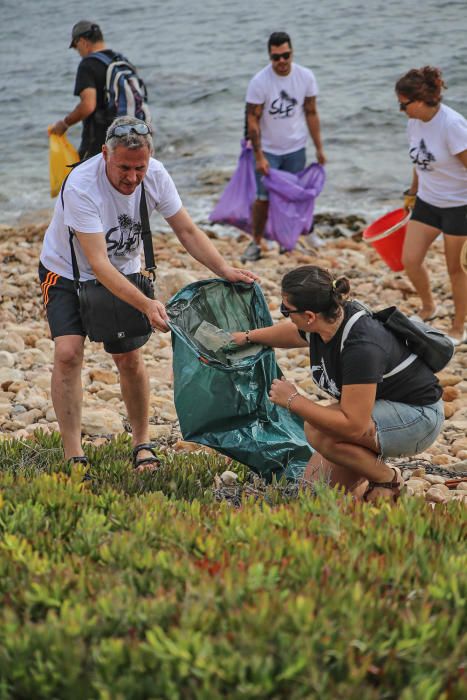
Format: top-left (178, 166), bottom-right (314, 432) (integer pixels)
top-left (270, 51), bottom-right (291, 61)
top-left (106, 123), bottom-right (152, 140)
top-left (399, 98), bottom-right (415, 111)
top-left (280, 302), bottom-right (308, 317)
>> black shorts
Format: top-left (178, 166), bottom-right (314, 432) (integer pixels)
top-left (39, 261), bottom-right (151, 354)
top-left (411, 197), bottom-right (467, 236)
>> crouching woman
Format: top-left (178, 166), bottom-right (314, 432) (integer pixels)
top-left (231, 265), bottom-right (444, 501)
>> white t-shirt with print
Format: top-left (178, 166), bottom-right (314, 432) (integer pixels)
top-left (407, 103), bottom-right (467, 207)
top-left (246, 63), bottom-right (318, 155)
top-left (40, 154), bottom-right (182, 281)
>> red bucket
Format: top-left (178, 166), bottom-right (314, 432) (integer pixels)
top-left (363, 208), bottom-right (411, 272)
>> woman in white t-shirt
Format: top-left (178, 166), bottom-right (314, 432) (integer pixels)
top-left (396, 66), bottom-right (467, 345)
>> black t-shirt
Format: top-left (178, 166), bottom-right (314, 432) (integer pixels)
top-left (74, 49), bottom-right (118, 159)
top-left (299, 301), bottom-right (442, 406)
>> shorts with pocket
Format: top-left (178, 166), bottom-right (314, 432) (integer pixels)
top-left (39, 261), bottom-right (151, 354)
top-left (372, 398), bottom-right (444, 458)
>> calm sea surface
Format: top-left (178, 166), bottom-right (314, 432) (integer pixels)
top-left (1, 0), bottom-right (466, 227)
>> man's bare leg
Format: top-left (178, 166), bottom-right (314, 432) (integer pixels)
top-left (51, 335), bottom-right (85, 459)
top-left (112, 348), bottom-right (156, 470)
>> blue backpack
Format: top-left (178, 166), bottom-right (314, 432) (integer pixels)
top-left (91, 51), bottom-right (151, 125)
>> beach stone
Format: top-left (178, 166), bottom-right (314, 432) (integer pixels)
top-left (425, 487), bottom-right (449, 504)
top-left (0, 351), bottom-right (15, 368)
top-left (424, 474), bottom-right (446, 485)
top-left (173, 440), bottom-right (199, 452)
top-left (158, 270), bottom-right (198, 301)
top-left (148, 424), bottom-right (173, 440)
top-left (444, 403), bottom-right (457, 419)
top-left (451, 438), bottom-right (467, 455)
top-left (81, 408), bottom-right (123, 436)
top-left (0, 369), bottom-right (24, 388)
top-left (220, 470), bottom-right (238, 486)
top-left (0, 333), bottom-right (25, 353)
top-left (443, 385), bottom-right (460, 402)
top-left (89, 369), bottom-right (119, 384)
top-left (436, 372), bottom-right (462, 387)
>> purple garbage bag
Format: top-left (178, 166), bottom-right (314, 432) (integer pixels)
top-left (262, 163), bottom-right (326, 250)
top-left (209, 141), bottom-right (326, 250)
top-left (209, 140), bottom-right (256, 233)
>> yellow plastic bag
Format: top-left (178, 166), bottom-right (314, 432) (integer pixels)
top-left (48, 131), bottom-right (79, 198)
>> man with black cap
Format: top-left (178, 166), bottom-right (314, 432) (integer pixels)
top-left (50, 21), bottom-right (147, 160)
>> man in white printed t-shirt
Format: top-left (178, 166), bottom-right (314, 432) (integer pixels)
top-left (39, 116), bottom-right (259, 475)
top-left (242, 31), bottom-right (326, 262)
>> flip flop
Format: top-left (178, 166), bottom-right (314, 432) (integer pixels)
top-left (409, 306), bottom-right (440, 323)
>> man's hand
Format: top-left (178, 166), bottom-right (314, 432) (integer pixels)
top-left (221, 266), bottom-right (260, 284)
top-left (316, 148), bottom-right (326, 165)
top-left (269, 377), bottom-right (299, 408)
top-left (145, 299), bottom-right (170, 332)
top-left (255, 154), bottom-right (270, 176)
top-left (49, 120), bottom-right (68, 136)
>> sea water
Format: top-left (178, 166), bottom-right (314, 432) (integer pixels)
top-left (1, 0), bottom-right (466, 227)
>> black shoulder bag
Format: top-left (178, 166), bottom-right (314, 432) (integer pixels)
top-left (65, 180), bottom-right (156, 343)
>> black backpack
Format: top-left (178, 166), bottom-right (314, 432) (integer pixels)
top-left (91, 51), bottom-right (151, 125)
top-left (341, 304), bottom-right (455, 374)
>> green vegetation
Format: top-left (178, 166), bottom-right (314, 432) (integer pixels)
top-left (0, 431), bottom-right (465, 699)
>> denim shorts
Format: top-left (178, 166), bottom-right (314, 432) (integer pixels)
top-left (255, 147), bottom-right (306, 200)
top-left (372, 399), bottom-right (444, 458)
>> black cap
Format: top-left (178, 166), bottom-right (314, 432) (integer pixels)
top-left (69, 20), bottom-right (99, 48)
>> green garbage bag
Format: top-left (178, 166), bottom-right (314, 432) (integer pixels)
top-left (167, 279), bottom-right (313, 482)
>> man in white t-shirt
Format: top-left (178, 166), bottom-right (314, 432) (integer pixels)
top-left (39, 116), bottom-right (259, 474)
top-left (242, 32), bottom-right (326, 262)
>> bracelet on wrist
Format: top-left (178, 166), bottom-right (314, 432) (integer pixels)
top-left (62, 117), bottom-right (70, 129)
top-left (403, 188), bottom-right (417, 196)
top-left (286, 391), bottom-right (299, 412)
top-left (245, 330), bottom-right (251, 344)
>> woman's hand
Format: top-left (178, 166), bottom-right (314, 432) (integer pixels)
top-left (230, 331), bottom-right (249, 346)
top-left (269, 377), bottom-right (299, 408)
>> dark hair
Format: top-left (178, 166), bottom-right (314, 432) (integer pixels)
top-left (81, 24), bottom-right (104, 44)
top-left (281, 265), bottom-right (350, 322)
top-left (268, 32), bottom-right (292, 52)
top-left (395, 66), bottom-right (446, 106)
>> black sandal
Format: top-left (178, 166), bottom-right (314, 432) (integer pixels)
top-left (68, 456), bottom-right (92, 482)
top-left (132, 443), bottom-right (161, 472)
top-left (364, 467), bottom-right (402, 503)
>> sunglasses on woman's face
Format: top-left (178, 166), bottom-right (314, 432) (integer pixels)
top-left (280, 302), bottom-right (308, 317)
top-left (399, 99), bottom-right (415, 111)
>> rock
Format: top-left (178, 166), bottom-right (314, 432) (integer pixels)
top-left (456, 482), bottom-right (467, 491)
top-left (81, 409), bottom-right (123, 436)
top-left (148, 424), bottom-right (173, 440)
top-left (158, 271), bottom-right (198, 301)
top-left (425, 487), bottom-right (449, 504)
top-left (89, 369), bottom-right (118, 384)
top-left (431, 454), bottom-right (452, 465)
top-left (436, 372), bottom-right (462, 387)
top-left (0, 369), bottom-right (24, 388)
top-left (173, 440), bottom-right (199, 452)
top-left (412, 467), bottom-right (426, 477)
top-left (424, 474), bottom-right (446, 485)
top-left (443, 385), bottom-right (460, 402)
top-left (0, 333), bottom-right (25, 353)
top-left (444, 403), bottom-right (456, 419)
top-left (0, 351), bottom-right (15, 368)
top-left (220, 470), bottom-right (238, 486)
top-left (451, 438), bottom-right (467, 455)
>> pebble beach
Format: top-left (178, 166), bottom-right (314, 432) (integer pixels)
top-left (0, 216), bottom-right (466, 504)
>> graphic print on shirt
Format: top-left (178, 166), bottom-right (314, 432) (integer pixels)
top-left (269, 90), bottom-right (298, 119)
top-left (409, 139), bottom-right (436, 171)
top-left (105, 214), bottom-right (142, 256)
top-left (311, 358), bottom-right (340, 398)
